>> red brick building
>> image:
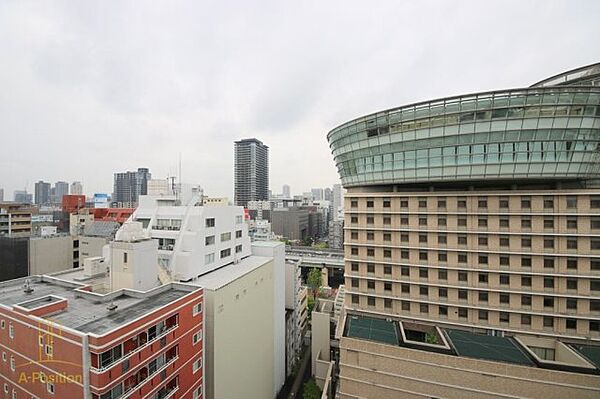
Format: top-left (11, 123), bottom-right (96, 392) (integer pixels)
top-left (62, 195), bottom-right (87, 214)
top-left (0, 275), bottom-right (204, 399)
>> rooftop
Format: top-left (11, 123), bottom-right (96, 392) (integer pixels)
top-left (344, 313), bottom-right (599, 374)
top-left (0, 275), bottom-right (199, 336)
top-left (193, 255), bottom-right (272, 290)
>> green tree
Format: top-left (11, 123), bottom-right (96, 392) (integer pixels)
top-left (307, 268), bottom-right (322, 300)
top-left (303, 379), bottom-right (322, 399)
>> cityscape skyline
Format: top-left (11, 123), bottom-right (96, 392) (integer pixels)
top-left (1, 1), bottom-right (599, 198)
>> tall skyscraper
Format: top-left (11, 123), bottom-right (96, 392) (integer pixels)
top-left (13, 190), bottom-right (32, 204)
top-left (53, 181), bottom-right (69, 204)
top-left (311, 188), bottom-right (324, 201)
top-left (0, 188), bottom-right (3, 202)
top-left (332, 183), bottom-right (342, 219)
top-left (234, 138), bottom-right (269, 207)
top-left (327, 63), bottom-right (600, 397)
top-left (324, 187), bottom-right (332, 202)
top-left (282, 184), bottom-right (291, 198)
top-left (34, 180), bottom-right (51, 205)
top-left (70, 181), bottom-right (83, 195)
top-left (113, 167), bottom-right (151, 207)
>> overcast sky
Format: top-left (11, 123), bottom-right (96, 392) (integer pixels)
top-left (0, 0), bottom-right (599, 199)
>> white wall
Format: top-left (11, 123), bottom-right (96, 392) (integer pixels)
top-left (110, 238), bottom-right (158, 291)
top-left (252, 242), bottom-right (286, 396)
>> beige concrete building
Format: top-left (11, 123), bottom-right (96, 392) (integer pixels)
top-left (327, 64), bottom-right (600, 398)
top-left (0, 202), bottom-right (32, 237)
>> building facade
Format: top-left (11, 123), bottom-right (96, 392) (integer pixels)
top-left (53, 181), bottom-right (69, 204)
top-left (70, 181), bottom-right (83, 195)
top-left (0, 275), bottom-right (204, 399)
top-left (272, 208), bottom-right (309, 241)
top-left (0, 202), bottom-right (32, 237)
top-left (34, 181), bottom-right (51, 206)
top-left (113, 168), bottom-right (152, 208)
top-left (327, 63), bottom-right (600, 397)
top-left (234, 138), bottom-right (269, 207)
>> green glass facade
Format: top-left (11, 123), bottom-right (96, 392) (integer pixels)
top-left (328, 64), bottom-right (600, 187)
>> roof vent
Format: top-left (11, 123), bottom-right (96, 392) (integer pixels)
top-left (23, 279), bottom-right (34, 294)
top-left (107, 301), bottom-right (118, 311)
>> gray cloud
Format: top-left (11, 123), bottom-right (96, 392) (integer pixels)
top-left (0, 0), bottom-right (599, 200)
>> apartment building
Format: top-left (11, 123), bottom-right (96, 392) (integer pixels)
top-left (0, 274), bottom-right (203, 399)
top-left (0, 202), bottom-right (32, 237)
top-left (327, 63), bottom-right (600, 397)
top-left (234, 138), bottom-right (269, 207)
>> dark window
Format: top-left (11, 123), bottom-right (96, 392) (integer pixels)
top-left (351, 279), bottom-right (359, 288)
top-left (438, 234), bottom-right (447, 244)
top-left (350, 231), bottom-right (358, 239)
top-left (478, 197), bottom-right (487, 208)
top-left (458, 217), bottom-right (467, 227)
top-left (458, 253), bottom-right (468, 263)
top-left (500, 312), bottom-right (510, 323)
top-left (401, 284), bottom-right (410, 294)
top-left (591, 321), bottom-right (600, 332)
top-left (438, 217), bottom-right (447, 226)
top-left (478, 217), bottom-right (488, 227)
top-left (566, 196), bottom-right (577, 209)
top-left (458, 308), bottom-right (468, 318)
top-left (521, 257), bottom-right (532, 268)
top-left (384, 249), bottom-right (392, 258)
top-left (437, 198), bottom-right (446, 209)
top-left (401, 301), bottom-right (410, 311)
top-left (592, 239), bottom-right (600, 250)
top-left (567, 217), bottom-right (578, 229)
top-left (383, 199), bottom-right (391, 208)
top-left (567, 258), bottom-right (578, 270)
top-left (384, 298), bottom-right (392, 308)
top-left (591, 280), bottom-right (600, 291)
top-left (439, 306), bottom-right (448, 316)
top-left (420, 303), bottom-right (429, 313)
top-left (458, 235), bottom-right (467, 245)
top-left (458, 271), bottom-right (468, 282)
top-left (367, 297), bottom-right (375, 306)
top-left (521, 314), bottom-right (531, 325)
top-left (419, 286), bottom-right (428, 296)
top-left (366, 200), bottom-right (374, 208)
top-left (567, 238), bottom-right (578, 249)
top-left (499, 216), bottom-right (509, 228)
top-left (367, 281), bottom-right (375, 290)
top-left (500, 255), bottom-right (510, 266)
top-left (478, 235), bottom-right (488, 246)
top-left (438, 252), bottom-right (447, 262)
top-left (591, 196), bottom-right (600, 208)
top-left (367, 263), bottom-right (375, 273)
top-left (352, 295), bottom-right (359, 304)
top-left (384, 282), bottom-right (392, 292)
top-left (566, 319), bottom-right (577, 330)
top-left (499, 197), bottom-right (509, 208)
top-left (478, 310), bottom-right (488, 321)
top-left (544, 277), bottom-right (554, 289)
top-left (544, 258), bottom-right (555, 269)
top-left (350, 199), bottom-right (358, 208)
top-left (401, 266), bottom-right (410, 276)
top-left (383, 233), bottom-right (391, 241)
top-left (500, 274), bottom-right (510, 285)
top-left (419, 216), bottom-right (427, 226)
top-left (591, 259), bottom-right (600, 271)
top-left (351, 247), bottom-right (358, 255)
top-left (478, 292), bottom-right (488, 302)
top-left (419, 268), bottom-right (428, 278)
top-left (543, 317), bottom-right (554, 328)
top-left (592, 217), bottom-right (600, 230)
top-left (439, 288), bottom-right (448, 298)
top-left (478, 273), bottom-right (488, 283)
top-left (543, 197), bottom-right (554, 209)
top-left (400, 198), bottom-right (408, 207)
top-left (521, 295), bottom-right (532, 306)
top-left (384, 265), bottom-right (392, 275)
top-left (351, 262), bottom-right (358, 272)
top-left (438, 269), bottom-right (448, 280)
top-left (383, 215), bottom-right (392, 225)
top-left (367, 231), bottom-right (374, 240)
top-left (351, 216), bottom-right (358, 224)
top-left (521, 217), bottom-right (531, 228)
top-left (457, 198), bottom-right (467, 208)
top-left (521, 237), bottom-right (532, 248)
top-left (567, 279), bottom-right (577, 290)
top-left (566, 298), bottom-right (577, 310)
top-left (367, 248), bottom-right (375, 256)
top-left (366, 216), bottom-right (374, 225)
top-left (419, 234), bottom-right (428, 243)
top-left (418, 198), bottom-right (427, 208)
top-left (401, 233), bottom-right (409, 242)
top-left (500, 293), bottom-right (510, 304)
top-left (544, 218), bottom-right (554, 229)
top-left (543, 297), bottom-right (554, 308)
top-left (521, 196), bottom-right (531, 209)
top-left (521, 276), bottom-right (532, 287)
top-left (478, 255), bottom-right (488, 265)
top-left (419, 251), bottom-right (428, 261)
top-left (591, 300), bottom-right (600, 311)
top-left (458, 290), bottom-right (468, 300)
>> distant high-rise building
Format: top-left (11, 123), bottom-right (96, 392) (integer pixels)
top-left (311, 188), bottom-right (324, 201)
top-left (234, 138), bottom-right (269, 207)
top-left (34, 180), bottom-right (51, 205)
top-left (332, 183), bottom-right (342, 220)
top-left (53, 181), bottom-right (69, 204)
top-left (282, 184), bottom-right (291, 198)
top-left (13, 190), bottom-right (32, 204)
top-left (324, 187), bottom-right (332, 202)
top-left (0, 188), bottom-right (3, 202)
top-left (113, 168), bottom-right (152, 207)
top-left (70, 181), bottom-right (83, 195)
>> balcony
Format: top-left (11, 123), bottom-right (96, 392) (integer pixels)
top-left (152, 225), bottom-right (180, 231)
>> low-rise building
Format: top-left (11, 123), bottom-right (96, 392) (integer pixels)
top-left (0, 272), bottom-right (204, 399)
top-left (0, 202), bottom-right (33, 237)
top-left (272, 208), bottom-right (309, 241)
